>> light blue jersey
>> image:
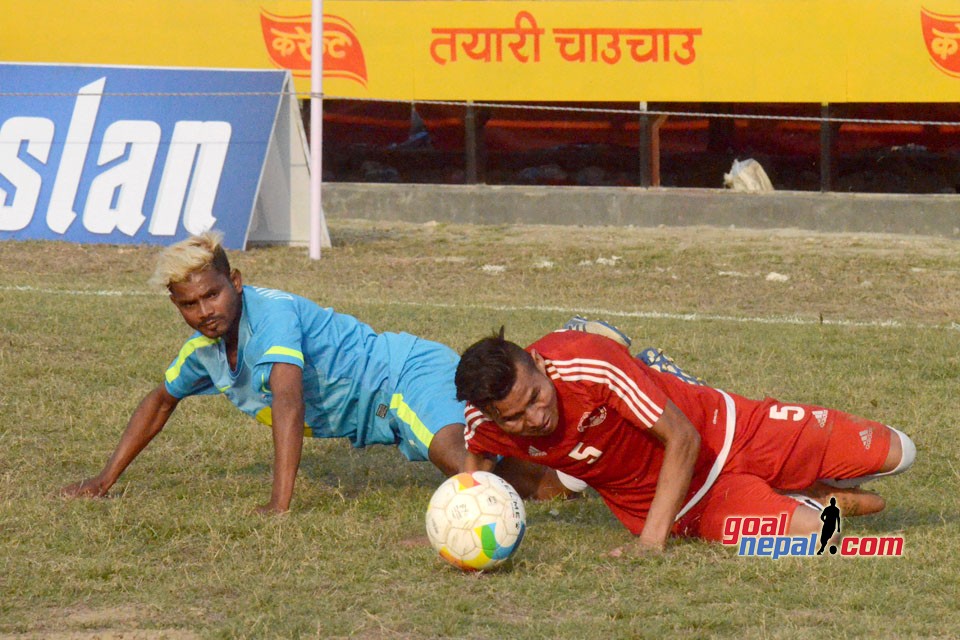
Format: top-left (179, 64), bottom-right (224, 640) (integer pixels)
top-left (164, 286), bottom-right (465, 459)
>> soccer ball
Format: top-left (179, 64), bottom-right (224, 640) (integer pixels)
top-left (425, 471), bottom-right (526, 571)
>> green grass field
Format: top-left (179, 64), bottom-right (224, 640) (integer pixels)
top-left (1, 219), bottom-right (958, 639)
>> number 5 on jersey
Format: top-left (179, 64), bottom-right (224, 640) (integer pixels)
top-left (769, 404), bottom-right (805, 421)
top-left (569, 442), bottom-right (603, 464)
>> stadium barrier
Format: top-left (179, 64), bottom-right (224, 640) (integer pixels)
top-left (3, 73), bottom-right (960, 246)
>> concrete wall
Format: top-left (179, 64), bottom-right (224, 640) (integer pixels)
top-left (320, 183), bottom-right (960, 239)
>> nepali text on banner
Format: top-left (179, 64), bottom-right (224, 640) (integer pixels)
top-left (4, 1), bottom-right (960, 102)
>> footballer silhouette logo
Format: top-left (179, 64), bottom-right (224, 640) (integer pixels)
top-left (817, 497), bottom-right (842, 555)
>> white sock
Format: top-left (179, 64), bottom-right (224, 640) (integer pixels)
top-left (556, 471), bottom-right (588, 493)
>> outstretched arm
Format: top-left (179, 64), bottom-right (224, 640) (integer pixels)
top-left (610, 400), bottom-right (700, 557)
top-left (61, 384), bottom-right (180, 498)
top-left (257, 363), bottom-right (305, 514)
top-left (638, 401), bottom-right (700, 550)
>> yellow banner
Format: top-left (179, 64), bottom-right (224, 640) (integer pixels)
top-left (4, 1), bottom-right (960, 102)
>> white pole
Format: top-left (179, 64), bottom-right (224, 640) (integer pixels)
top-left (309, 0), bottom-right (326, 259)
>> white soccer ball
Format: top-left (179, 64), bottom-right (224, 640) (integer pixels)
top-left (425, 471), bottom-right (526, 571)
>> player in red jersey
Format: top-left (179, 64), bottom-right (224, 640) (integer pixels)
top-left (454, 329), bottom-right (916, 554)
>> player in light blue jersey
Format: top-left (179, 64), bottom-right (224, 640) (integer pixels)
top-left (61, 232), bottom-right (568, 513)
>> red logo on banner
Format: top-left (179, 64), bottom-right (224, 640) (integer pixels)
top-left (260, 10), bottom-right (368, 86)
top-left (921, 8), bottom-right (960, 77)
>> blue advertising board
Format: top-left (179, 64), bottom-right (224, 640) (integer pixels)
top-left (0, 64), bottom-right (289, 249)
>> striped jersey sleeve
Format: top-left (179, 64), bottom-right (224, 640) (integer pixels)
top-left (464, 404), bottom-right (488, 445)
top-left (534, 331), bottom-right (669, 430)
top-left (546, 356), bottom-right (664, 428)
top-left (243, 288), bottom-right (308, 395)
top-left (164, 334), bottom-right (220, 398)
top-left (463, 403), bottom-right (519, 458)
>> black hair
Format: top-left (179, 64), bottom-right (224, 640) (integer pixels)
top-left (455, 328), bottom-right (534, 414)
top-left (209, 243), bottom-right (232, 278)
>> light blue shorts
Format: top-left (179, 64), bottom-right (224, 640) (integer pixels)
top-left (389, 339), bottom-right (466, 462)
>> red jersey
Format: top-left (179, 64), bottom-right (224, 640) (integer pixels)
top-left (466, 331), bottom-right (893, 539)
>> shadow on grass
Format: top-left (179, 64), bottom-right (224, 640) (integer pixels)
top-left (853, 504), bottom-right (959, 533)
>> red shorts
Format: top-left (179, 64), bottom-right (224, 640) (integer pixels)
top-left (675, 401), bottom-right (892, 542)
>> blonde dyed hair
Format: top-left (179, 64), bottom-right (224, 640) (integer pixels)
top-left (150, 231), bottom-right (232, 289)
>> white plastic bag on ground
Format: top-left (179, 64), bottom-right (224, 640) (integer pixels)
top-left (723, 158), bottom-right (774, 192)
